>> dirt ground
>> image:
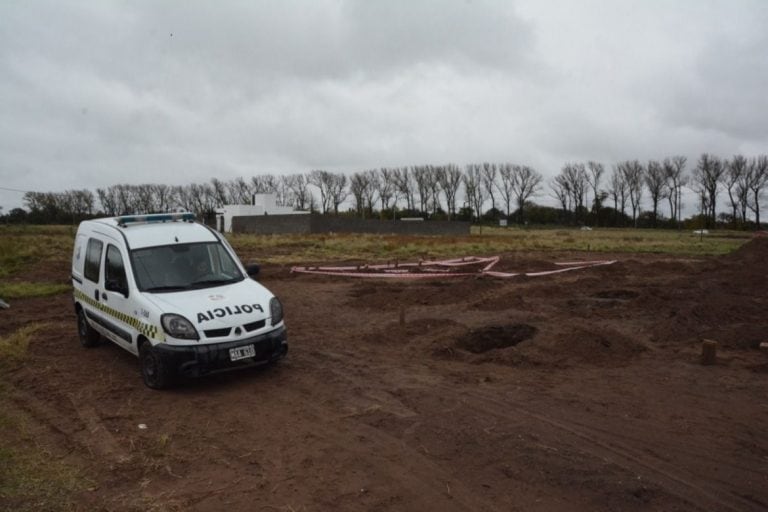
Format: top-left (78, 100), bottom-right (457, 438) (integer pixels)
top-left (2, 240), bottom-right (768, 511)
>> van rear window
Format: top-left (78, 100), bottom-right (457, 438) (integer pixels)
top-left (84, 238), bottom-right (103, 283)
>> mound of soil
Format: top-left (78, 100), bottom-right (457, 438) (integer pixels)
top-left (725, 236), bottom-right (768, 265)
top-left (347, 279), bottom-right (497, 310)
top-left (457, 324), bottom-right (537, 353)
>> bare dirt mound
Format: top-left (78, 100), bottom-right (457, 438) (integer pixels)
top-left (646, 237), bottom-right (768, 349)
top-left (347, 278), bottom-right (497, 310)
top-left (725, 236), bottom-right (768, 265)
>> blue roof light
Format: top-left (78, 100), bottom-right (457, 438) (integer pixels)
top-left (117, 212), bottom-right (196, 227)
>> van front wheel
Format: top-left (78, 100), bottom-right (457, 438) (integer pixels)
top-left (77, 309), bottom-right (100, 347)
top-left (140, 343), bottom-right (173, 389)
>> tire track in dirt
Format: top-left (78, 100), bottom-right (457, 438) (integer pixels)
top-left (294, 341), bottom-right (762, 512)
top-left (442, 384), bottom-right (765, 512)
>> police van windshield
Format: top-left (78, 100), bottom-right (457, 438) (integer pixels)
top-left (132, 242), bottom-right (244, 292)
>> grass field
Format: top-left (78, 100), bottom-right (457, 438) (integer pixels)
top-left (0, 225), bottom-right (752, 280)
top-left (230, 226), bottom-right (749, 264)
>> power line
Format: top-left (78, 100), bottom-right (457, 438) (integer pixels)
top-left (0, 186), bottom-right (31, 193)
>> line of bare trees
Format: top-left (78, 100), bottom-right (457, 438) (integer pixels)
top-left (78, 163), bottom-right (544, 222)
top-left (549, 153), bottom-right (767, 229)
top-left (9, 153), bottom-right (767, 228)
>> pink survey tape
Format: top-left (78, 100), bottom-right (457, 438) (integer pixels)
top-left (290, 256), bottom-right (615, 279)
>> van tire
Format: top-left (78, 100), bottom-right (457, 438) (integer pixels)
top-left (77, 309), bottom-right (100, 347)
top-left (140, 343), bottom-right (174, 390)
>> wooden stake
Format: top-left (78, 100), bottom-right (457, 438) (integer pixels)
top-left (701, 339), bottom-right (717, 365)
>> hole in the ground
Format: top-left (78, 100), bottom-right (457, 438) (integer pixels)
top-left (457, 324), bottom-right (537, 353)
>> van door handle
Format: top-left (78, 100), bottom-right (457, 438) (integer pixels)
top-left (94, 290), bottom-right (99, 302)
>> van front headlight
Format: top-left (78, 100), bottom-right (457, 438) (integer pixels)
top-left (270, 297), bottom-right (284, 325)
top-left (161, 314), bottom-right (199, 340)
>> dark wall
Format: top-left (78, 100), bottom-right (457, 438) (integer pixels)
top-left (232, 214), bottom-right (311, 234)
top-left (232, 214), bottom-right (470, 236)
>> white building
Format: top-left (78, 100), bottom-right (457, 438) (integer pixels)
top-left (216, 194), bottom-right (308, 232)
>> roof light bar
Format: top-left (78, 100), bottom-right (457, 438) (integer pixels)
top-left (117, 212), bottom-right (196, 227)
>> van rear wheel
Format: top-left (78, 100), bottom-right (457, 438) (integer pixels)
top-left (77, 309), bottom-right (100, 347)
top-left (140, 343), bottom-right (174, 389)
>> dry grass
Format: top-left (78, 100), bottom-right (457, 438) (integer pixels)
top-left (0, 282), bottom-right (70, 299)
top-left (0, 324), bottom-right (43, 363)
top-left (229, 227), bottom-right (750, 265)
top-left (0, 225), bottom-right (74, 278)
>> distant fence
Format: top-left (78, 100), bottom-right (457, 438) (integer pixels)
top-left (231, 214), bottom-right (470, 236)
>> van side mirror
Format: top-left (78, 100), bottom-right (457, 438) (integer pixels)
top-left (105, 279), bottom-right (128, 297)
top-left (245, 263), bottom-right (260, 278)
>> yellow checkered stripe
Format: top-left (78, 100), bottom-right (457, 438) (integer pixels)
top-left (74, 289), bottom-right (165, 342)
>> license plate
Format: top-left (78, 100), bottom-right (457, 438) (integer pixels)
top-left (229, 344), bottom-right (256, 361)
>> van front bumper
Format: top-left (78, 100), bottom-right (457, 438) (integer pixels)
top-left (154, 326), bottom-right (287, 377)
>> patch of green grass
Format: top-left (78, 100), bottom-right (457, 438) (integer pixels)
top-left (0, 324), bottom-right (43, 363)
top-left (470, 227), bottom-right (749, 256)
top-left (0, 225), bottom-right (74, 278)
top-left (0, 282), bottom-right (70, 299)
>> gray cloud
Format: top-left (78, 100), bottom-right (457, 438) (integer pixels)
top-left (1, 1), bottom-right (766, 211)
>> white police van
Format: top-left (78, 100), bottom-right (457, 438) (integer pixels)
top-left (71, 213), bottom-right (287, 389)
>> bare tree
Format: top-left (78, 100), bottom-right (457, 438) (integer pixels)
top-left (210, 178), bottom-right (229, 206)
top-left (620, 160), bottom-right (644, 227)
top-left (481, 162), bottom-right (498, 213)
top-left (496, 163), bottom-right (515, 217)
top-left (307, 170), bottom-right (333, 214)
top-left (550, 174), bottom-right (571, 221)
top-left (412, 166), bottom-right (430, 215)
top-left (362, 170), bottom-right (378, 217)
top-left (284, 174), bottom-right (311, 210)
top-left (586, 161), bottom-right (605, 216)
top-left (328, 172), bottom-right (348, 215)
top-left (251, 174), bottom-right (279, 195)
top-left (349, 172), bottom-right (370, 217)
top-left (115, 184), bottom-right (136, 214)
top-left (662, 156), bottom-right (686, 227)
top-left (511, 165), bottom-right (542, 224)
top-left (152, 184), bottom-right (173, 212)
top-left (691, 153), bottom-right (725, 227)
top-left (645, 160), bottom-right (666, 227)
top-left (187, 182), bottom-right (217, 217)
top-left (378, 168), bottom-right (399, 219)
top-left (426, 165), bottom-right (442, 215)
top-left (437, 164), bottom-right (462, 219)
top-left (134, 184), bottom-right (155, 213)
top-left (463, 164), bottom-right (484, 220)
top-left (226, 177), bottom-right (252, 204)
top-left (722, 155), bottom-right (747, 225)
top-left (97, 187), bottom-right (118, 216)
top-left (393, 167), bottom-right (416, 211)
top-left (608, 165), bottom-right (628, 224)
top-left (562, 163), bottom-right (588, 220)
top-left (173, 185), bottom-right (195, 213)
top-left (747, 155), bottom-right (768, 228)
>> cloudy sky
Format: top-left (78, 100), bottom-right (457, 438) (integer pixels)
top-left (1, 0), bottom-right (766, 211)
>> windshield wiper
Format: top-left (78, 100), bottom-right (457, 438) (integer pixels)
top-left (143, 285), bottom-right (189, 292)
top-left (189, 277), bottom-right (240, 288)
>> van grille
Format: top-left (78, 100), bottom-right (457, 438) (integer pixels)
top-left (204, 327), bottom-right (231, 338)
top-left (243, 320), bottom-right (266, 333)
